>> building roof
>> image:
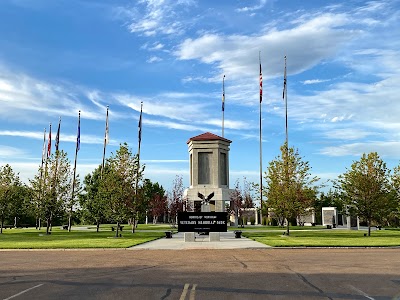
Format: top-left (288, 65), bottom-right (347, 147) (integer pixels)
top-left (187, 132), bottom-right (232, 144)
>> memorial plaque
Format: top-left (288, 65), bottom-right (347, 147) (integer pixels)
top-left (323, 210), bottom-right (332, 225)
top-left (178, 212), bottom-right (228, 232)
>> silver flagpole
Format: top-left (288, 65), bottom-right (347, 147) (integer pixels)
top-left (222, 75), bottom-right (225, 138)
top-left (284, 55), bottom-right (288, 148)
top-left (69, 110), bottom-right (80, 232)
top-left (259, 51), bottom-right (263, 225)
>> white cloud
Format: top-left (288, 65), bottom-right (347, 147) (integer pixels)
top-left (0, 68), bottom-right (105, 122)
top-left (302, 79), bottom-right (330, 85)
top-left (0, 146), bottom-right (26, 158)
top-left (175, 13), bottom-right (356, 80)
top-left (147, 56), bottom-right (162, 63)
top-left (116, 0), bottom-right (195, 37)
top-left (319, 141), bottom-right (400, 158)
top-left (0, 130), bottom-right (116, 146)
top-left (236, 0), bottom-right (267, 12)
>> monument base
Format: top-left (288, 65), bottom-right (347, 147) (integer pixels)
top-left (184, 232), bottom-right (195, 242)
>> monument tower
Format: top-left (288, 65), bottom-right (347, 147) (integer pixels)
top-left (184, 132), bottom-right (234, 212)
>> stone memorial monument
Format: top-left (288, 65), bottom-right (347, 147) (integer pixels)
top-left (322, 207), bottom-right (338, 228)
top-left (184, 132), bottom-right (234, 212)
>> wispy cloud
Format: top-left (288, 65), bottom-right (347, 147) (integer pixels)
top-left (302, 79), bottom-right (331, 85)
top-left (0, 146), bottom-right (26, 158)
top-left (0, 130), bottom-right (118, 146)
top-left (115, 0), bottom-right (195, 37)
top-left (147, 56), bottom-right (162, 63)
top-left (236, 0), bottom-right (267, 12)
top-left (0, 67), bottom-right (106, 122)
top-left (319, 141), bottom-right (400, 158)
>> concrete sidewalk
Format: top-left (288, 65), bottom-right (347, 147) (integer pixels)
top-left (129, 231), bottom-right (271, 250)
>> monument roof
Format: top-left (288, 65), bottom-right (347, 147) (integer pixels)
top-left (187, 132), bottom-right (232, 144)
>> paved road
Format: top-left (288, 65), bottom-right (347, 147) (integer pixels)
top-left (1, 248), bottom-right (400, 299)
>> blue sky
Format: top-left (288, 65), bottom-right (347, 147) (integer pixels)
top-left (0, 0), bottom-right (399, 194)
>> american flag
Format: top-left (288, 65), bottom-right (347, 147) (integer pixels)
top-left (47, 123), bottom-right (52, 158)
top-left (222, 75), bottom-right (225, 112)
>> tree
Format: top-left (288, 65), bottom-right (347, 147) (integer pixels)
top-left (337, 152), bottom-right (392, 236)
top-left (80, 165), bottom-right (107, 232)
top-left (99, 143), bottom-right (143, 236)
top-left (265, 143), bottom-right (319, 235)
top-left (390, 165), bottom-right (400, 226)
top-left (229, 179), bottom-right (243, 227)
top-left (0, 164), bottom-right (22, 233)
top-left (29, 151), bottom-right (74, 234)
top-left (143, 179), bottom-right (167, 224)
top-left (168, 175), bottom-right (185, 226)
top-left (242, 177), bottom-right (255, 209)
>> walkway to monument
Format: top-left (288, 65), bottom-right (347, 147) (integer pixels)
top-left (129, 231), bottom-right (271, 250)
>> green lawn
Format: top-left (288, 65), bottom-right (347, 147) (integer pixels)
top-left (243, 229), bottom-right (400, 247)
top-left (0, 227), bottom-right (165, 249)
top-left (85, 223), bottom-right (177, 231)
top-left (228, 225), bottom-right (326, 231)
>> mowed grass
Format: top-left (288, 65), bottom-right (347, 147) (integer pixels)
top-left (228, 225), bottom-right (326, 231)
top-left (0, 227), bottom-right (165, 249)
top-left (84, 223), bottom-right (177, 231)
top-left (243, 229), bottom-right (400, 247)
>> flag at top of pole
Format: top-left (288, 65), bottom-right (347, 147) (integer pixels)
top-left (41, 128), bottom-right (46, 163)
top-left (77, 111), bottom-right (81, 152)
top-left (55, 117), bottom-right (61, 151)
top-left (283, 55), bottom-right (287, 100)
top-left (222, 75), bottom-right (225, 112)
top-left (47, 123), bottom-right (52, 158)
top-left (138, 102), bottom-right (143, 146)
top-left (105, 106), bottom-right (109, 145)
top-left (259, 54), bottom-right (263, 103)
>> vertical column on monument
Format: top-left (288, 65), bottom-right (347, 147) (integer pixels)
top-left (185, 132), bottom-right (233, 212)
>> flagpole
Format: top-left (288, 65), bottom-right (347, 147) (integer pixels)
top-left (69, 110), bottom-right (80, 232)
top-left (284, 55), bottom-right (288, 148)
top-left (51, 117), bottom-right (62, 233)
top-left (40, 128), bottom-right (47, 183)
top-left (222, 75), bottom-right (225, 138)
top-left (37, 127), bottom-right (46, 230)
top-left (259, 51), bottom-right (263, 225)
top-left (137, 102), bottom-right (143, 164)
top-left (101, 105), bottom-right (109, 177)
top-left (133, 102), bottom-right (143, 231)
top-left (44, 123), bottom-right (52, 183)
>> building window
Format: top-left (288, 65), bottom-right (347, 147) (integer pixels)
top-left (190, 154), bottom-right (192, 186)
top-left (198, 152), bottom-right (211, 184)
top-left (220, 152), bottom-right (227, 185)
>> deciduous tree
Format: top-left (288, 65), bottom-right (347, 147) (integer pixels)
top-left (168, 175), bottom-right (185, 226)
top-left (265, 143), bottom-right (319, 235)
top-left (0, 164), bottom-right (22, 233)
top-left (99, 143), bottom-right (143, 236)
top-left (337, 152), bottom-right (392, 236)
top-left (29, 151), bottom-right (74, 234)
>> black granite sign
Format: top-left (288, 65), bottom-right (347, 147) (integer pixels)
top-left (178, 212), bottom-right (228, 232)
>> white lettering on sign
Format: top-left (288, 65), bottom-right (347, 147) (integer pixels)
top-left (180, 221), bottom-right (197, 224)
